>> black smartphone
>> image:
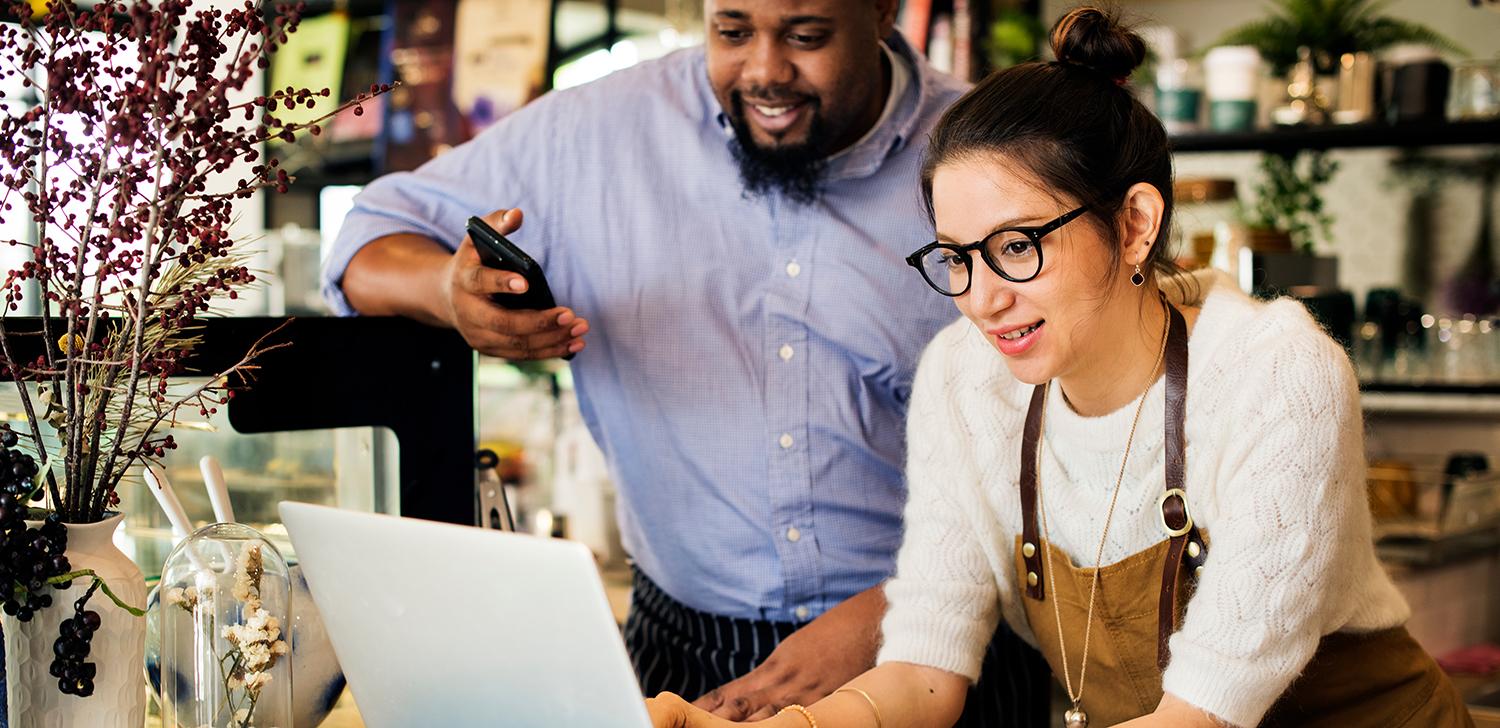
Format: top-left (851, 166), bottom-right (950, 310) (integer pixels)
top-left (466, 216), bottom-right (574, 360)
top-left (466, 216), bottom-right (558, 310)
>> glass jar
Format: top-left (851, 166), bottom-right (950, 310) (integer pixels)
top-left (1171, 178), bottom-right (1239, 270)
top-left (1452, 58), bottom-right (1500, 120)
top-left (157, 524), bottom-right (292, 728)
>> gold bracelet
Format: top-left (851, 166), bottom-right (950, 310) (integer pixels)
top-left (776, 704), bottom-right (818, 728)
top-left (835, 687), bottom-right (884, 728)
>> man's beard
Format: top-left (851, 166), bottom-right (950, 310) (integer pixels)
top-left (726, 91), bottom-right (832, 206)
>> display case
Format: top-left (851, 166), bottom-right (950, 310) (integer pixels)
top-left (0, 316), bottom-right (476, 579)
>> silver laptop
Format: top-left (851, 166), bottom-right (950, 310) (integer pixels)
top-left (279, 501), bottom-right (653, 728)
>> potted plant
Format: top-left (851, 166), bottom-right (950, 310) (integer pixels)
top-left (1238, 151), bottom-right (1343, 293)
top-left (1244, 151), bottom-right (1340, 254)
top-left (0, 1), bottom-right (387, 724)
top-left (1216, 0), bottom-right (1464, 76)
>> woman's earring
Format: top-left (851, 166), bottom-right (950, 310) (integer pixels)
top-left (1130, 264), bottom-right (1145, 287)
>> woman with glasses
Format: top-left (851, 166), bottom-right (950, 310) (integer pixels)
top-left (649, 7), bottom-right (1471, 728)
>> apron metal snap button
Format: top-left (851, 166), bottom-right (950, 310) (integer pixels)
top-left (1027, 571), bottom-right (1038, 587)
top-left (1022, 542), bottom-right (1036, 558)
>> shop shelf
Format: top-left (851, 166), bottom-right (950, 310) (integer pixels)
top-left (1171, 118), bottom-right (1500, 155)
top-left (1361, 388), bottom-right (1500, 415)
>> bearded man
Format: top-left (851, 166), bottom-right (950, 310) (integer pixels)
top-left (323, 2), bottom-right (1047, 725)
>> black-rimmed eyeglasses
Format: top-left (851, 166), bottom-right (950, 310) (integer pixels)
top-left (905, 206), bottom-right (1089, 297)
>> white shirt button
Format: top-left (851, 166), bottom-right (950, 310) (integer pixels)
top-left (786, 261), bottom-right (801, 278)
top-left (779, 433), bottom-right (793, 449)
top-left (794, 605), bottom-right (810, 620)
top-left (778, 344), bottom-right (794, 362)
top-left (786, 526), bottom-right (801, 542)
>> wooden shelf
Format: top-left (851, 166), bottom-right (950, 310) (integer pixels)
top-left (1361, 389), bottom-right (1500, 415)
top-left (1170, 119), bottom-right (1500, 155)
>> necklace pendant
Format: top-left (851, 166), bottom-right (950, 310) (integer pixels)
top-left (1064, 706), bottom-right (1089, 728)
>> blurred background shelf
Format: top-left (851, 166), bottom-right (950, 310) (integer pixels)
top-left (1171, 119), bottom-right (1500, 154)
top-left (1362, 388), bottom-right (1500, 415)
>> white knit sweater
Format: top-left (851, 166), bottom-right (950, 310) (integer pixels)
top-left (877, 273), bottom-right (1410, 728)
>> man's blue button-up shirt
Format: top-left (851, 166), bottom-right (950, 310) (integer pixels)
top-left (323, 36), bottom-right (967, 622)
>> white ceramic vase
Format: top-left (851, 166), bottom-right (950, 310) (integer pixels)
top-left (2, 513), bottom-right (146, 728)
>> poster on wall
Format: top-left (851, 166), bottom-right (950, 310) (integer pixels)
top-left (384, 0), bottom-right (466, 172)
top-left (451, 0), bottom-right (551, 136)
top-left (267, 11), bottom-right (351, 133)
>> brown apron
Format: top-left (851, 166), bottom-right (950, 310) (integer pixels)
top-left (1012, 303), bottom-right (1473, 727)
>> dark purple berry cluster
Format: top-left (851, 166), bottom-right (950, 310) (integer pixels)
top-left (0, 425), bottom-right (98, 698)
top-left (50, 587), bottom-right (102, 697)
top-left (0, 428), bottom-right (69, 622)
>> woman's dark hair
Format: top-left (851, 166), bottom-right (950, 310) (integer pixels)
top-left (921, 6), bottom-right (1178, 284)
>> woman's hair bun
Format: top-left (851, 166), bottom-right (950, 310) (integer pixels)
top-left (1049, 6), bottom-right (1146, 83)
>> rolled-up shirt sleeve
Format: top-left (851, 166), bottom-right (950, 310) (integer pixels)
top-left (320, 96), bottom-right (556, 315)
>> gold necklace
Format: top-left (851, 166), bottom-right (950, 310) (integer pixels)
top-left (1036, 300), bottom-right (1169, 728)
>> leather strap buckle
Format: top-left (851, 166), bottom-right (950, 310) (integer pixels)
top-left (1158, 488), bottom-right (1193, 537)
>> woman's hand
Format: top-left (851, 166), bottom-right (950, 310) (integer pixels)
top-left (647, 692), bottom-right (763, 728)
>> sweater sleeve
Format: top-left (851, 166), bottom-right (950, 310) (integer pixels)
top-left (877, 325), bottom-right (1002, 682)
top-left (1161, 305), bottom-right (1373, 727)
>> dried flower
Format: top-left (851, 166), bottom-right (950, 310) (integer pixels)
top-left (231, 542), bottom-right (264, 606)
top-left (216, 542), bottom-right (287, 727)
top-left (164, 584), bottom-right (200, 612)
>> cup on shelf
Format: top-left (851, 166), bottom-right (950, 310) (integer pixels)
top-left (1488, 317), bottom-right (1500, 380)
top-left (1376, 310), bottom-right (1428, 384)
top-left (1173, 178), bottom-right (1237, 268)
top-left (1452, 59), bottom-right (1500, 120)
top-left (1441, 451), bottom-right (1491, 523)
top-left (1354, 320), bottom-right (1383, 384)
top-left (1358, 288), bottom-right (1430, 384)
top-left (1367, 459), bottom-right (1417, 522)
top-left (1435, 315), bottom-right (1499, 384)
top-left (1156, 58), bottom-right (1203, 133)
top-left (1445, 451), bottom-right (1491, 480)
top-left (1204, 46), bottom-right (1262, 132)
top-left (1334, 52), bottom-right (1377, 124)
top-left (1382, 45), bottom-right (1451, 124)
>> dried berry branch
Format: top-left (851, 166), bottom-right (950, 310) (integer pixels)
top-left (0, 0), bottom-right (392, 523)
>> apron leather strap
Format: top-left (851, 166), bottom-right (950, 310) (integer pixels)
top-left (1019, 384), bottom-right (1048, 600)
top-left (1015, 300), bottom-right (1208, 669)
top-left (1157, 303), bottom-right (1207, 669)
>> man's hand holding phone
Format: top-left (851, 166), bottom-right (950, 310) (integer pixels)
top-left (440, 208), bottom-right (587, 360)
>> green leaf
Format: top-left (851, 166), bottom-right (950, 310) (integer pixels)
top-left (1248, 151), bottom-right (1341, 252)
